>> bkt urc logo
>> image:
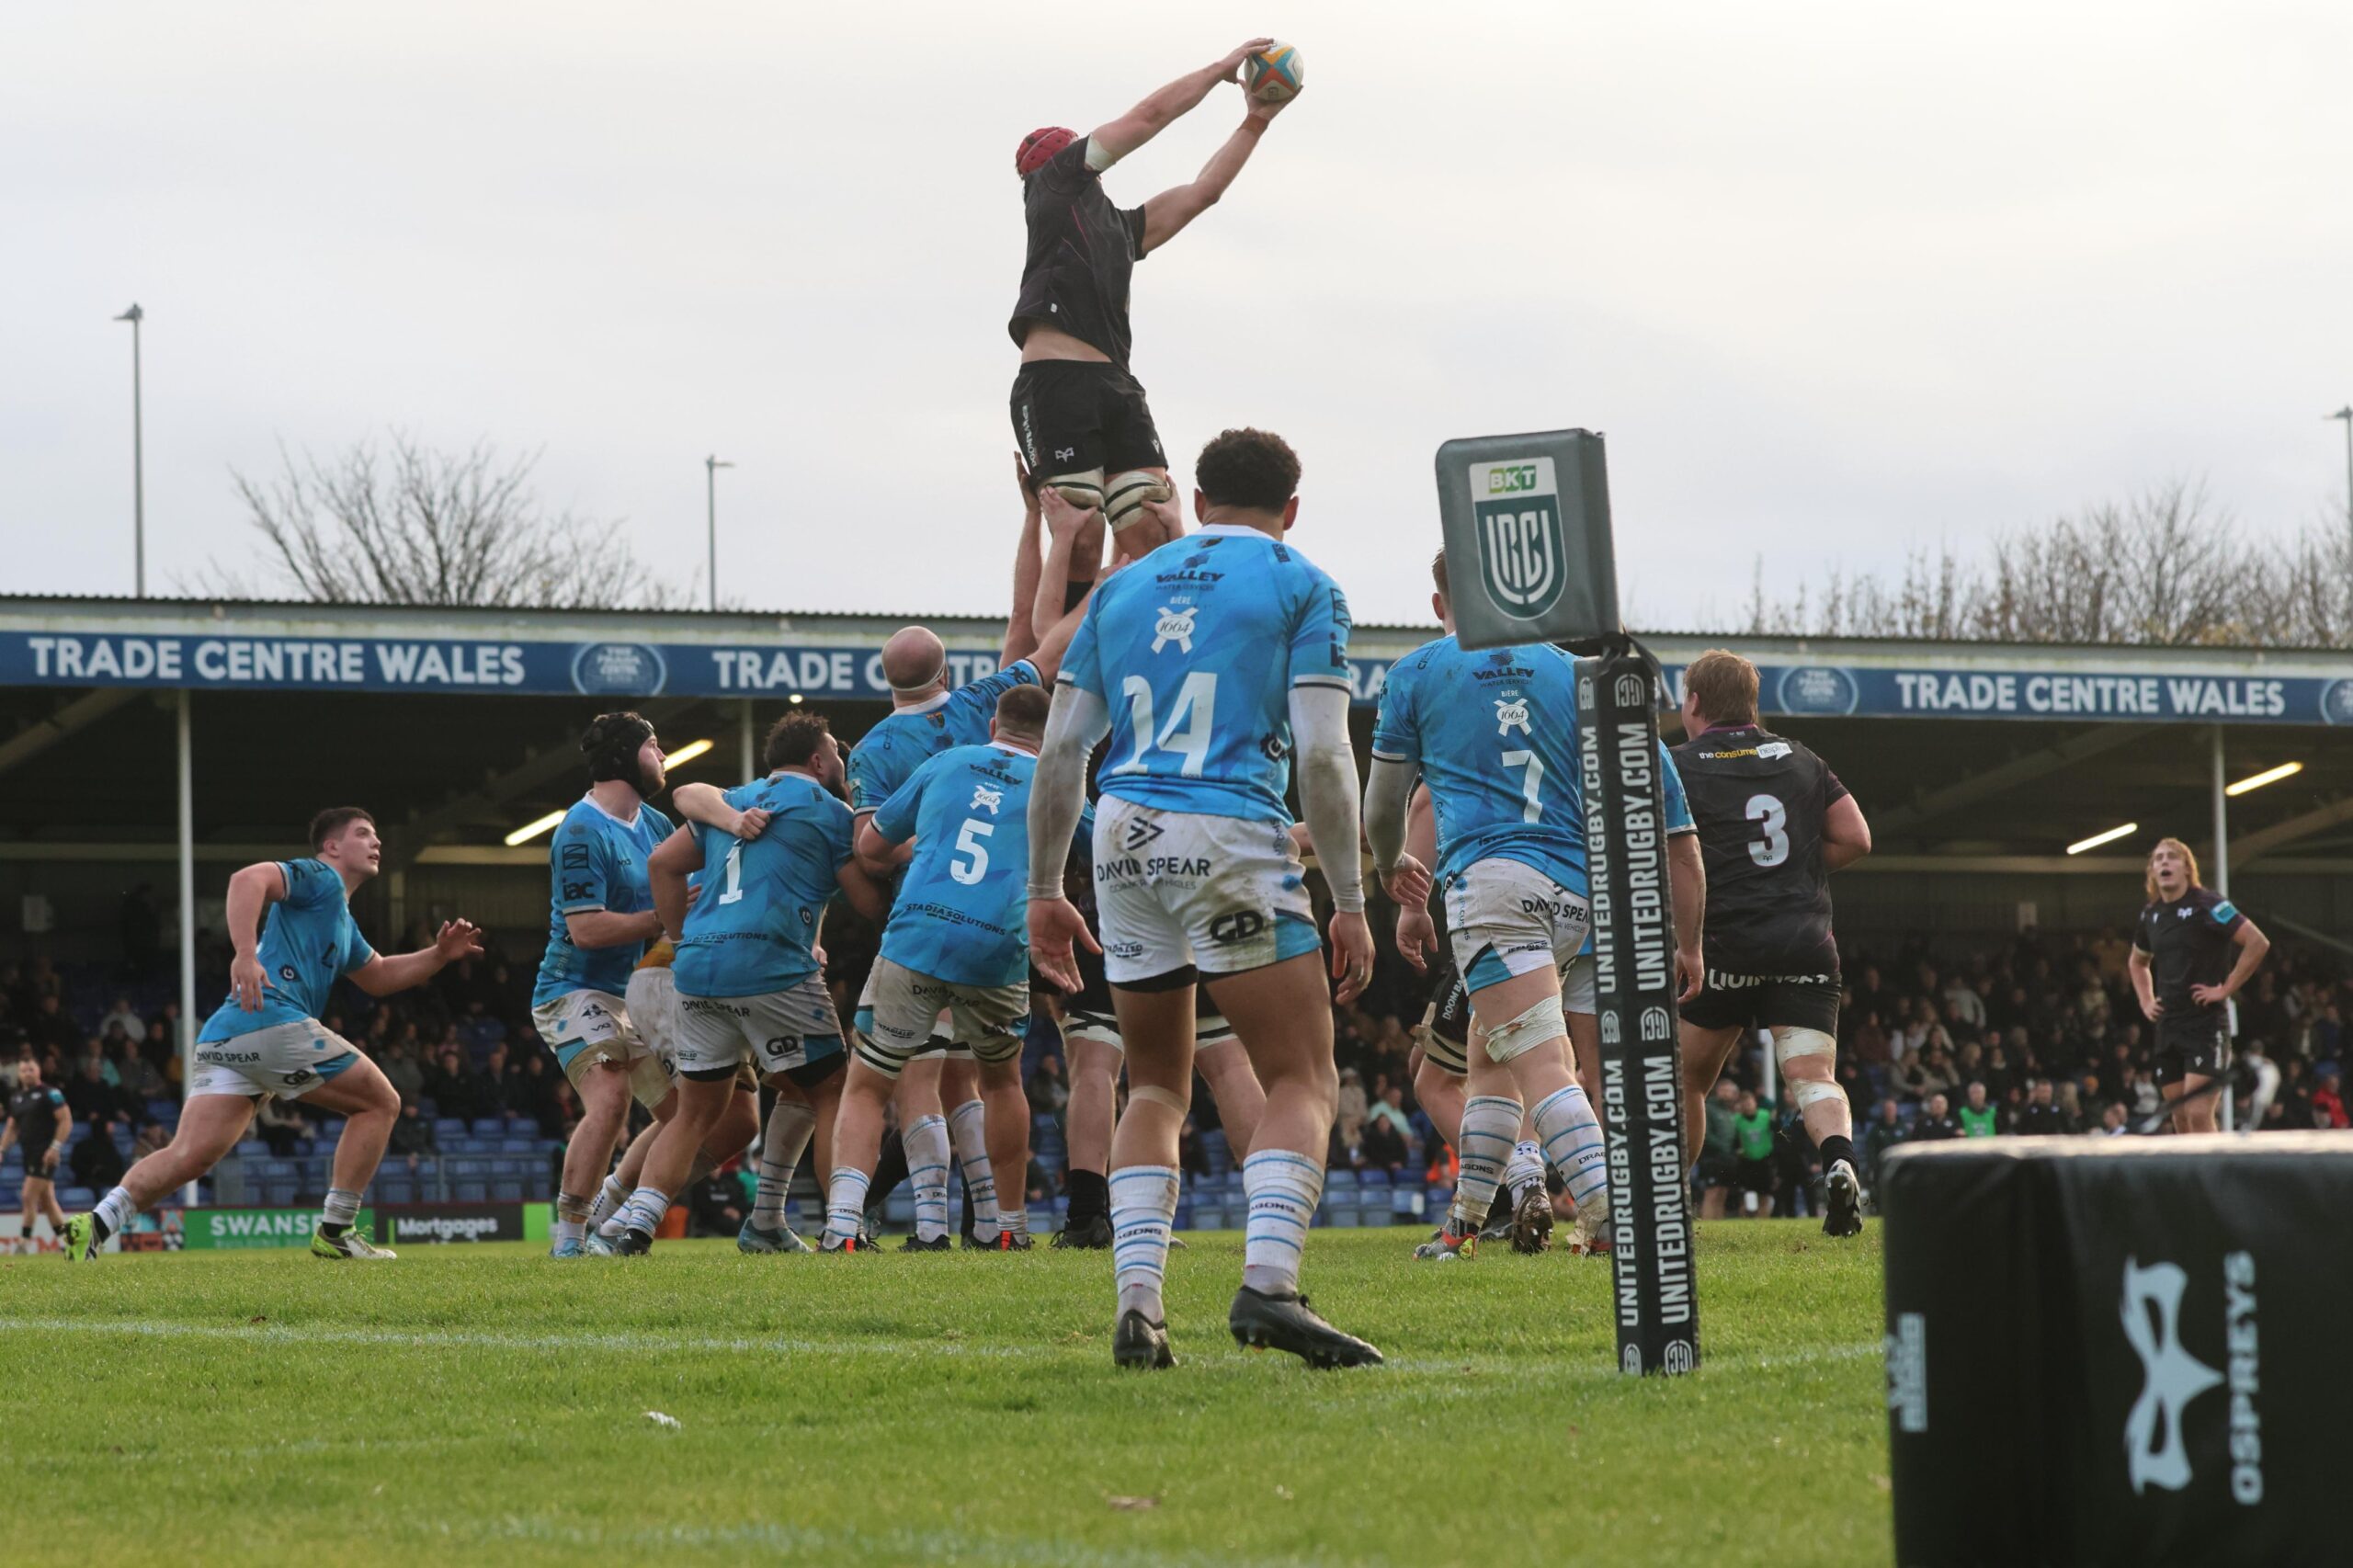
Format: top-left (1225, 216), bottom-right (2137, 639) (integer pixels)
top-left (1472, 457), bottom-right (1564, 619)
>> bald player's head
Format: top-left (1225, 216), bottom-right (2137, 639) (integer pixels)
top-left (881, 626), bottom-right (948, 700)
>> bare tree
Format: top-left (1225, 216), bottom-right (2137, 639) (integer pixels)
top-left (198, 434), bottom-right (688, 608)
top-left (1730, 481), bottom-right (2353, 649)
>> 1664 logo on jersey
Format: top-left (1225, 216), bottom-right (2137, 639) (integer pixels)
top-left (1472, 457), bottom-right (1564, 619)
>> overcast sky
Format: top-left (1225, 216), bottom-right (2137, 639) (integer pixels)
top-left (6, 2), bottom-right (2349, 630)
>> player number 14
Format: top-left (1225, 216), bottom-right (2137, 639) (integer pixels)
top-left (1112, 672), bottom-right (1217, 778)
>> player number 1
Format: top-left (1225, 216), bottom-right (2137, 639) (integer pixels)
top-left (718, 841), bottom-right (746, 904)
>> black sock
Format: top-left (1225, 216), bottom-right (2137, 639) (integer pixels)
top-left (1065, 1167), bottom-right (1109, 1224)
top-left (91, 1213), bottom-right (114, 1244)
top-left (869, 1132), bottom-right (910, 1204)
top-left (1819, 1135), bottom-right (1857, 1175)
top-left (320, 1221), bottom-right (350, 1240)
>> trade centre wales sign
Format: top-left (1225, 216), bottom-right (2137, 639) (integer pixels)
top-left (3, 621), bottom-right (2348, 725)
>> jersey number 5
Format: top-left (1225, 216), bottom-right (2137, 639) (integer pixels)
top-left (1746, 794), bottom-right (1789, 868)
top-left (950, 820), bottom-right (995, 885)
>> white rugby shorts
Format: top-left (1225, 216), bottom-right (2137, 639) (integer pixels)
top-left (1444, 857), bottom-right (1597, 1012)
top-left (189, 1018), bottom-right (363, 1100)
top-left (531, 988), bottom-right (672, 1109)
top-left (1091, 796), bottom-right (1319, 984)
top-left (676, 973), bottom-right (847, 1079)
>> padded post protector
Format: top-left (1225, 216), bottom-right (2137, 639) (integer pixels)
top-left (1881, 1132), bottom-right (2353, 1567)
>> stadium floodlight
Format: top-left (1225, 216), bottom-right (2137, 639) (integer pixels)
top-left (2225, 759), bottom-right (2302, 797)
top-left (788, 693), bottom-right (804, 705)
top-left (667, 738), bottom-right (714, 767)
top-left (2065, 822), bottom-right (2138, 856)
top-left (504, 810), bottom-right (565, 847)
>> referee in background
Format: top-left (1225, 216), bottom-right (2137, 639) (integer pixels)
top-left (2128, 837), bottom-right (2269, 1134)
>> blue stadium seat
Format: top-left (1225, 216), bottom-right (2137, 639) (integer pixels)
top-left (0, 1184), bottom-right (19, 1211)
top-left (1199, 1129), bottom-right (1230, 1176)
top-left (1358, 1168), bottom-right (1391, 1187)
top-left (145, 1098), bottom-right (178, 1123)
top-left (523, 1169), bottom-right (553, 1202)
top-left (59, 1186), bottom-right (95, 1209)
top-left (265, 1180), bottom-right (300, 1207)
top-left (433, 1118), bottom-right (467, 1141)
top-left (471, 1118), bottom-right (505, 1136)
top-left (1393, 1187), bottom-right (1426, 1218)
top-left (234, 1140), bottom-right (267, 1159)
top-left (1324, 1168), bottom-right (1358, 1188)
top-left (492, 1178), bottom-right (524, 1202)
top-left (319, 1117), bottom-right (346, 1138)
top-left (454, 1180), bottom-right (488, 1203)
top-left (500, 1137), bottom-right (537, 1154)
top-left (374, 1175), bottom-right (415, 1205)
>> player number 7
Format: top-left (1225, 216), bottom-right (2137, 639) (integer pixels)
top-left (1500, 749), bottom-right (1543, 824)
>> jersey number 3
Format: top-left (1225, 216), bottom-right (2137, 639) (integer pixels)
top-left (1745, 794), bottom-right (1789, 868)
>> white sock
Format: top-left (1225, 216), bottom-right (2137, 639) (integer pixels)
top-left (824, 1168), bottom-right (871, 1246)
top-left (1241, 1147), bottom-right (1323, 1296)
top-left (1110, 1165), bottom-right (1179, 1320)
top-left (756, 1100), bottom-right (817, 1232)
top-left (905, 1114), bottom-right (952, 1243)
top-left (1505, 1139), bottom-right (1546, 1198)
top-left (587, 1174), bottom-right (628, 1231)
top-left (553, 1191), bottom-right (590, 1245)
top-left (95, 1185), bottom-right (136, 1237)
top-left (551, 1218), bottom-right (585, 1244)
top-left (1000, 1199), bottom-right (1028, 1240)
top-left (1452, 1096), bottom-right (1520, 1233)
top-left (1532, 1084), bottom-right (1608, 1210)
top-left (320, 1187), bottom-right (361, 1231)
top-left (619, 1184), bottom-right (670, 1237)
top-left (948, 1098), bottom-right (999, 1241)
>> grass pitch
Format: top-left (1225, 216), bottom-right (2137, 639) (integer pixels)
top-left (0, 1223), bottom-right (1889, 1568)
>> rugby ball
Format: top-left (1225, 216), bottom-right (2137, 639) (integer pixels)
top-left (1243, 43), bottom-right (1304, 105)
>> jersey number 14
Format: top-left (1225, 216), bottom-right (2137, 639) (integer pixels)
top-left (1112, 672), bottom-right (1218, 778)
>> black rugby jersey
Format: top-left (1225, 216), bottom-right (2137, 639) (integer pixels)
top-left (1670, 723), bottom-right (1849, 973)
top-left (1008, 136), bottom-right (1148, 369)
top-left (2134, 886), bottom-right (2245, 1024)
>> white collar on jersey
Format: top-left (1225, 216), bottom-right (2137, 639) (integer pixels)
top-left (893, 689), bottom-right (951, 716)
top-left (1191, 522), bottom-right (1279, 541)
top-left (580, 791), bottom-right (642, 828)
top-left (987, 740), bottom-right (1034, 756)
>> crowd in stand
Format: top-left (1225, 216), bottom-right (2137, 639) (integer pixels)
top-left (6, 908), bottom-right (2346, 1224)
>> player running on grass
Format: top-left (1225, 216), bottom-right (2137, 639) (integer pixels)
top-left (65, 809), bottom-right (482, 1261)
top-left (1009, 39), bottom-right (1294, 594)
top-left (1670, 650), bottom-right (1874, 1237)
top-left (1365, 552), bottom-right (1703, 1263)
top-left (4, 1060), bottom-right (72, 1253)
top-left (1028, 426), bottom-right (1381, 1370)
top-left (826, 687), bottom-right (1056, 1252)
top-left (610, 711), bottom-right (890, 1256)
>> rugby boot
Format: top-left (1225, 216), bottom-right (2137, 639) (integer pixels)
top-left (1052, 1212), bottom-right (1114, 1250)
top-left (583, 1229), bottom-right (620, 1256)
top-left (61, 1213), bottom-right (98, 1262)
top-left (1824, 1159), bottom-right (1865, 1239)
top-left (312, 1226), bottom-right (396, 1260)
top-left (900, 1233), bottom-right (953, 1253)
top-left (1112, 1310), bottom-right (1176, 1369)
top-left (612, 1228), bottom-right (654, 1256)
top-left (737, 1218), bottom-right (812, 1255)
top-left (1228, 1286), bottom-right (1383, 1369)
top-left (995, 1230), bottom-right (1034, 1251)
top-left (1508, 1183), bottom-right (1555, 1255)
top-left (1413, 1221), bottom-right (1476, 1262)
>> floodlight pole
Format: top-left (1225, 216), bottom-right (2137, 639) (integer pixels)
top-left (115, 304), bottom-right (145, 596)
top-left (704, 455), bottom-right (733, 611)
top-left (739, 698), bottom-right (756, 779)
top-left (2330, 408), bottom-right (2353, 555)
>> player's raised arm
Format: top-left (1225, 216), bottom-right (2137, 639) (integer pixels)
top-left (1004, 456), bottom-right (1049, 668)
top-left (1026, 683), bottom-right (1111, 994)
top-left (647, 828), bottom-right (704, 944)
top-left (1140, 93), bottom-right (1287, 255)
top-left (673, 781), bottom-right (769, 842)
top-left (347, 919), bottom-right (485, 997)
top-left (222, 860), bottom-right (291, 1011)
top-left (1088, 39), bottom-right (1271, 168)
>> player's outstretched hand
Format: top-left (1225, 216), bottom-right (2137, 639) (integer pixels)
top-left (1393, 905), bottom-right (1436, 973)
top-left (231, 952), bottom-right (267, 1012)
top-left (1381, 853), bottom-right (1431, 912)
top-left (1329, 910), bottom-right (1374, 1006)
top-left (1028, 896), bottom-right (1101, 994)
top-left (1040, 483), bottom-right (1097, 541)
top-left (1216, 38), bottom-right (1277, 80)
top-left (1246, 92), bottom-right (1294, 125)
top-left (436, 919), bottom-right (486, 961)
top-left (731, 805), bottom-right (773, 841)
top-left (1675, 943), bottom-right (1704, 1006)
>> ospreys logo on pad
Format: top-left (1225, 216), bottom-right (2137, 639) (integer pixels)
top-left (1472, 457), bottom-right (1564, 620)
top-left (2120, 1256), bottom-right (2222, 1495)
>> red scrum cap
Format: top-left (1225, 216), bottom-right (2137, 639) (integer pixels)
top-left (1016, 126), bottom-right (1076, 176)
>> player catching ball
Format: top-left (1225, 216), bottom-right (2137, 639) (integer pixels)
top-left (1009, 39), bottom-right (1297, 591)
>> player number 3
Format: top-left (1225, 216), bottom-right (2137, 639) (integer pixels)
top-left (1746, 793), bottom-right (1789, 867)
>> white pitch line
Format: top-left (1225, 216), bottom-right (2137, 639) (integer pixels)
top-left (0, 1315), bottom-right (1881, 1378)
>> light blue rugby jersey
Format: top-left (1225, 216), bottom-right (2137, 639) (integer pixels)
top-left (531, 797), bottom-right (674, 1006)
top-left (1371, 635), bottom-right (1693, 899)
top-left (847, 660), bottom-right (1040, 819)
top-left (1063, 524), bottom-right (1353, 823)
top-left (871, 743), bottom-right (1040, 989)
top-left (673, 773), bottom-right (855, 998)
top-left (199, 858), bottom-right (375, 1041)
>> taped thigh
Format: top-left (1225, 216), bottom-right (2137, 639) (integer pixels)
top-left (1771, 1027), bottom-right (1837, 1076)
top-left (1041, 465), bottom-right (1106, 513)
top-left (1482, 994), bottom-right (1567, 1065)
top-left (1102, 468), bottom-right (1171, 532)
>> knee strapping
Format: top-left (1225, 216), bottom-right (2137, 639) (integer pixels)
top-left (1103, 469), bottom-right (1170, 532)
top-left (1130, 1085), bottom-right (1188, 1114)
top-left (1789, 1078), bottom-right (1847, 1113)
top-left (1772, 1028), bottom-right (1837, 1073)
top-left (1483, 994), bottom-right (1567, 1064)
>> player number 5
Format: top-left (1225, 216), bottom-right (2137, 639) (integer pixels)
top-left (1746, 794), bottom-right (1788, 867)
top-left (951, 819), bottom-right (995, 885)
